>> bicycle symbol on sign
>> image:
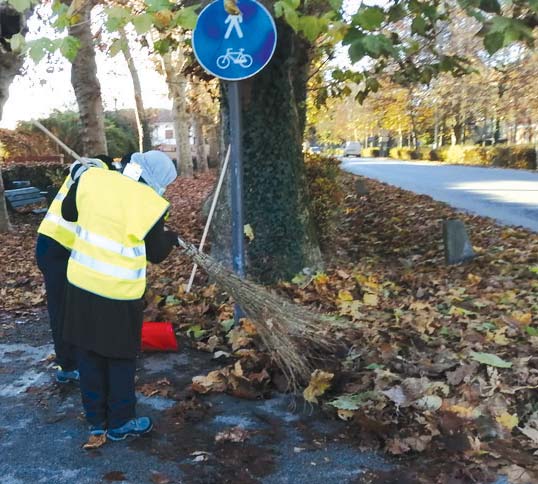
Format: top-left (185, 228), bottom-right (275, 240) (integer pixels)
top-left (216, 48), bottom-right (253, 69)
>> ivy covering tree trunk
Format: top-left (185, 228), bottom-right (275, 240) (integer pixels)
top-left (211, 20), bottom-right (322, 283)
top-left (68, 0), bottom-right (107, 156)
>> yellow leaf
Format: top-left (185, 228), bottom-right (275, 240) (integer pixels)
top-left (511, 312), bottom-right (532, 326)
top-left (363, 293), bottom-right (378, 306)
top-left (243, 224), bottom-right (255, 241)
top-left (448, 405), bottom-right (481, 419)
top-left (467, 273), bottom-right (482, 286)
top-left (303, 370), bottom-right (334, 403)
top-left (496, 412), bottom-right (519, 431)
top-left (337, 290), bottom-right (353, 302)
top-left (313, 273), bottom-right (329, 285)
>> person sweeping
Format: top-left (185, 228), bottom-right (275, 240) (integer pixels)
top-left (61, 150), bottom-right (179, 440)
top-left (36, 155), bottom-right (114, 384)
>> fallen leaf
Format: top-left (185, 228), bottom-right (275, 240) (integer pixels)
top-left (83, 433), bottom-right (106, 450)
top-left (150, 471), bottom-right (173, 484)
top-left (363, 293), bottom-right (378, 306)
top-left (303, 370), bottom-right (334, 403)
top-left (518, 426), bottom-right (538, 447)
top-left (215, 426), bottom-right (250, 443)
top-left (470, 351), bottom-right (512, 368)
top-left (414, 395), bottom-right (443, 412)
top-left (496, 412), bottom-right (519, 431)
top-left (499, 465), bottom-right (537, 484)
top-left (192, 369), bottom-right (228, 394)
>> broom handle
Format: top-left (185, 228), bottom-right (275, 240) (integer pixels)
top-left (186, 145), bottom-right (231, 293)
top-left (32, 120), bottom-right (85, 163)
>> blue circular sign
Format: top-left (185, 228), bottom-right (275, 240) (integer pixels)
top-left (192, 0), bottom-right (277, 81)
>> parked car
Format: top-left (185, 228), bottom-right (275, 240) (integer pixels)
top-left (343, 141), bottom-right (362, 157)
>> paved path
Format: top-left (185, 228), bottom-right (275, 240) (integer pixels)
top-left (341, 158), bottom-right (538, 232)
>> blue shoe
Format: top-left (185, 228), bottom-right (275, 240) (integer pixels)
top-left (56, 369), bottom-right (80, 384)
top-left (90, 422), bottom-right (107, 436)
top-left (107, 417), bottom-right (153, 441)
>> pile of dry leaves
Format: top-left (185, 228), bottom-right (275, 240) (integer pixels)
top-left (2, 168), bottom-right (538, 482)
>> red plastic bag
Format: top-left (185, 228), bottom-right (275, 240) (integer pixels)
top-left (141, 321), bottom-right (178, 352)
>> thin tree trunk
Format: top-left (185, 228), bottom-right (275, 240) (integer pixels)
top-left (193, 115), bottom-right (207, 172)
top-left (207, 125), bottom-right (219, 167)
top-left (119, 27), bottom-right (150, 152)
top-left (68, 0), bottom-right (107, 155)
top-left (161, 50), bottom-right (192, 177)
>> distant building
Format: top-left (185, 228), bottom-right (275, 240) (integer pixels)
top-left (150, 110), bottom-right (176, 155)
top-left (149, 109), bottom-right (210, 163)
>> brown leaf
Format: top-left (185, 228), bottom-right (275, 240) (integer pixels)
top-left (83, 433), bottom-right (106, 450)
top-left (192, 369), bottom-right (228, 394)
top-left (150, 471), bottom-right (173, 484)
top-left (215, 426), bottom-right (250, 443)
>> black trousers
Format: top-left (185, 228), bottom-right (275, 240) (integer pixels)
top-left (35, 234), bottom-right (77, 371)
top-left (77, 347), bottom-right (136, 429)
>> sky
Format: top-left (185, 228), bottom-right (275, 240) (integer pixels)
top-left (0, 0), bottom-right (361, 129)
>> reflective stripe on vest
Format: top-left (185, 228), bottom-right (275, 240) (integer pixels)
top-left (76, 226), bottom-right (146, 258)
top-left (67, 169), bottom-right (169, 300)
top-left (71, 250), bottom-right (146, 281)
top-left (37, 178), bottom-right (77, 249)
top-left (44, 212), bottom-right (77, 235)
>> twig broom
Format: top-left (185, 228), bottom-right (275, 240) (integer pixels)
top-left (177, 236), bottom-right (337, 391)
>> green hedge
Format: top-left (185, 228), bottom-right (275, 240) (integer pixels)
top-left (362, 147), bottom-right (380, 157)
top-left (389, 145), bottom-right (537, 170)
top-left (1, 163), bottom-right (67, 191)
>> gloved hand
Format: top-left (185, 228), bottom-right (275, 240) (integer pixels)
top-left (164, 229), bottom-right (180, 247)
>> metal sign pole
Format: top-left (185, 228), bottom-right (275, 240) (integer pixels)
top-left (228, 81), bottom-right (245, 322)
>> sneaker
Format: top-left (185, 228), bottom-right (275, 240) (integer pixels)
top-left (56, 369), bottom-right (80, 384)
top-left (107, 417), bottom-right (153, 441)
top-left (90, 423), bottom-right (107, 436)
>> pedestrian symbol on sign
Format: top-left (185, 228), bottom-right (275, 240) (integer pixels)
top-left (224, 14), bottom-right (244, 39)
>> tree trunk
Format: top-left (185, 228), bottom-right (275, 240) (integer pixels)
top-left (0, 5), bottom-right (30, 232)
top-left (210, 21), bottom-right (322, 283)
top-left (207, 125), bottom-right (219, 167)
top-left (193, 115), bottom-right (207, 172)
top-left (161, 49), bottom-right (192, 177)
top-left (119, 28), bottom-right (150, 152)
top-left (68, 0), bottom-right (107, 155)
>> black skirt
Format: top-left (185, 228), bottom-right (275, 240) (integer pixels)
top-left (62, 282), bottom-right (144, 359)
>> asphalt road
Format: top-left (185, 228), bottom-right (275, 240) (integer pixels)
top-left (341, 158), bottom-right (538, 232)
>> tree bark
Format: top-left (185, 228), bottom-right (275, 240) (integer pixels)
top-left (210, 20), bottom-right (322, 283)
top-left (119, 27), bottom-right (150, 152)
top-left (161, 48), bottom-right (192, 177)
top-left (0, 4), bottom-right (30, 232)
top-left (68, 0), bottom-right (107, 156)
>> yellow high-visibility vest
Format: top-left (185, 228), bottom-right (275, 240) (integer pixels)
top-left (67, 169), bottom-right (169, 300)
top-left (38, 162), bottom-right (110, 249)
top-left (37, 177), bottom-right (78, 249)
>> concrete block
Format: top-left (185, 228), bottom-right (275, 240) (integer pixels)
top-left (443, 219), bottom-right (475, 265)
